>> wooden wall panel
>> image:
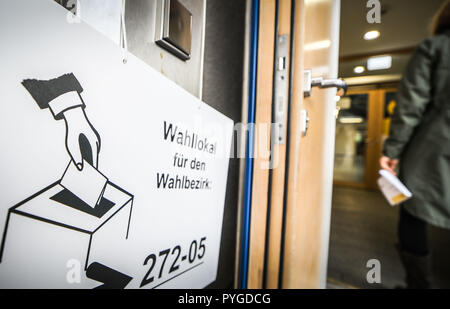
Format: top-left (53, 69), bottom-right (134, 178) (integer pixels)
top-left (282, 0), bottom-right (340, 289)
top-left (366, 90), bottom-right (384, 189)
top-left (281, 0), bottom-right (306, 288)
top-left (247, 0), bottom-right (276, 289)
top-left (265, 0), bottom-right (292, 289)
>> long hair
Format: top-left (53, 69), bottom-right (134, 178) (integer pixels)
top-left (430, 0), bottom-right (450, 35)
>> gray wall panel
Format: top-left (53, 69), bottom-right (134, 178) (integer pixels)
top-left (202, 0), bottom-right (246, 289)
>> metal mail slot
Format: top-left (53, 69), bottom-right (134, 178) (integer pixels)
top-left (155, 0), bottom-right (192, 61)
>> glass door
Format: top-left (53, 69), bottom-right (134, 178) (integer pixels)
top-left (334, 88), bottom-right (396, 189)
top-left (334, 92), bottom-right (369, 186)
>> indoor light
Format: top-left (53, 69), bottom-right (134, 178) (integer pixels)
top-left (367, 55), bottom-right (392, 71)
top-left (304, 40), bottom-right (331, 51)
top-left (339, 117), bottom-right (364, 124)
top-left (363, 30), bottom-right (380, 40)
top-left (354, 66), bottom-right (365, 74)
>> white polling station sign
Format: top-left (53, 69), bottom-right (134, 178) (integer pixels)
top-left (0, 0), bottom-right (233, 288)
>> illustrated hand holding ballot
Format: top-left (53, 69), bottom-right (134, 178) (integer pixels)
top-left (22, 73), bottom-right (101, 171)
top-left (62, 101), bottom-right (101, 171)
top-left (22, 73), bottom-right (107, 209)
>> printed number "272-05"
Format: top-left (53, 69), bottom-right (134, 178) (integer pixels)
top-left (140, 237), bottom-right (207, 288)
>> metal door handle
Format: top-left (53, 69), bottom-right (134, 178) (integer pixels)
top-left (304, 70), bottom-right (347, 97)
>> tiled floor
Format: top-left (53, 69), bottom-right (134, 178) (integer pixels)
top-left (327, 186), bottom-right (450, 289)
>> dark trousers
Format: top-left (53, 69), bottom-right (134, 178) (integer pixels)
top-left (398, 206), bottom-right (429, 255)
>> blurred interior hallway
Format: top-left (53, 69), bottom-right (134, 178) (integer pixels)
top-left (327, 186), bottom-right (450, 289)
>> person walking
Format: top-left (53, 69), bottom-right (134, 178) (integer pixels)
top-left (380, 0), bottom-right (450, 289)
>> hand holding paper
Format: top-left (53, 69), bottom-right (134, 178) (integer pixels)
top-left (379, 156), bottom-right (399, 176)
top-left (62, 103), bottom-right (101, 171)
top-left (378, 169), bottom-right (412, 206)
top-left (60, 160), bottom-right (108, 209)
top-left (22, 74), bottom-right (101, 172)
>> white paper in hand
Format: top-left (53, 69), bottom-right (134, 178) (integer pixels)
top-left (377, 169), bottom-right (412, 206)
top-left (60, 160), bottom-right (108, 208)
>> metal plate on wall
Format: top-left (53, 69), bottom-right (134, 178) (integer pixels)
top-left (155, 0), bottom-right (192, 61)
top-left (125, 0), bottom-right (205, 98)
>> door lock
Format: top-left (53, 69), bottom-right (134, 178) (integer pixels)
top-left (300, 109), bottom-right (309, 136)
top-left (303, 69), bottom-right (347, 98)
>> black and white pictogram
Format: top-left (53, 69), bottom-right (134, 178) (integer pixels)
top-left (0, 73), bottom-right (133, 288)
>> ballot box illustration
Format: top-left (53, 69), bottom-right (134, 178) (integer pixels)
top-left (0, 180), bottom-right (133, 287)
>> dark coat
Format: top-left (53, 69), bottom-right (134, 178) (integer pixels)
top-left (384, 31), bottom-right (450, 229)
